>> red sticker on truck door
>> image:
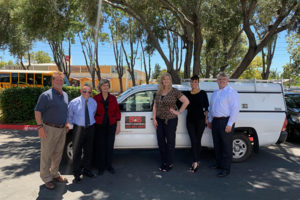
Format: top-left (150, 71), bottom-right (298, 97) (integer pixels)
top-left (125, 116), bottom-right (146, 129)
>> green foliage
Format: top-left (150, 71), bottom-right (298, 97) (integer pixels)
top-left (239, 56), bottom-right (263, 79)
top-left (152, 64), bottom-right (161, 79)
top-left (0, 60), bottom-right (13, 68)
top-left (0, 86), bottom-right (98, 123)
top-left (30, 51), bottom-right (52, 63)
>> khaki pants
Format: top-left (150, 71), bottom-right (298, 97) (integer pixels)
top-left (40, 124), bottom-right (66, 183)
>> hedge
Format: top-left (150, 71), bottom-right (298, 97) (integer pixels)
top-left (0, 86), bottom-right (97, 123)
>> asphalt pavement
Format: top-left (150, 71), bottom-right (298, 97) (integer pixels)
top-left (0, 129), bottom-right (300, 200)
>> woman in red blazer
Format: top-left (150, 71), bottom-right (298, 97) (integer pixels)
top-left (93, 79), bottom-right (121, 175)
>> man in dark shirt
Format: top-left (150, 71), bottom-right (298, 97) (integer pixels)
top-left (34, 71), bottom-right (69, 190)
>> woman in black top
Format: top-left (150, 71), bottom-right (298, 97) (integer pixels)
top-left (185, 75), bottom-right (209, 173)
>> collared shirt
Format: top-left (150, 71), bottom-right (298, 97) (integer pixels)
top-left (35, 88), bottom-right (68, 125)
top-left (208, 85), bottom-right (239, 126)
top-left (67, 96), bottom-right (97, 127)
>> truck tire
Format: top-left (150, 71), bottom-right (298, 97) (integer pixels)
top-left (63, 132), bottom-right (73, 164)
top-left (232, 133), bottom-right (252, 163)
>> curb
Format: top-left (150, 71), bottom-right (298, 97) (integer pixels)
top-left (0, 124), bottom-right (38, 131)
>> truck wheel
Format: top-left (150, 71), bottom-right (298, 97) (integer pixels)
top-left (232, 134), bottom-right (252, 163)
top-left (64, 133), bottom-right (73, 164)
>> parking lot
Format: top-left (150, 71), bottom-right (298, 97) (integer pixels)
top-left (0, 129), bottom-right (300, 200)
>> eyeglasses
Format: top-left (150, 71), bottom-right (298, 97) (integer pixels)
top-left (82, 91), bottom-right (92, 94)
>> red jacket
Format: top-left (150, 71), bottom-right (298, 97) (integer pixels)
top-left (93, 93), bottom-right (121, 125)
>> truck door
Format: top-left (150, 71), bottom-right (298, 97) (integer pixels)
top-left (116, 90), bottom-right (157, 148)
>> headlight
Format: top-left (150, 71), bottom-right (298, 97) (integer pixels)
top-left (291, 115), bottom-right (300, 123)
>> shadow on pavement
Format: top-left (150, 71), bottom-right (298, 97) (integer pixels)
top-left (1, 130), bottom-right (300, 199)
top-left (36, 183), bottom-right (67, 200)
top-left (0, 130), bottom-right (40, 182)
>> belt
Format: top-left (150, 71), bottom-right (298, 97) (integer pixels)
top-left (43, 122), bottom-right (65, 128)
top-left (74, 124), bottom-right (94, 129)
top-left (213, 116), bottom-right (229, 120)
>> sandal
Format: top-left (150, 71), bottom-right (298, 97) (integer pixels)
top-left (189, 162), bottom-right (199, 173)
top-left (159, 163), bottom-right (167, 172)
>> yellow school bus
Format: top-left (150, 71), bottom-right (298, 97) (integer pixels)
top-left (0, 70), bottom-right (57, 90)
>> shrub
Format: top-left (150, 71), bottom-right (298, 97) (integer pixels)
top-left (0, 86), bottom-right (98, 123)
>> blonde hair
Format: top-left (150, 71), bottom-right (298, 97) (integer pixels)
top-left (52, 71), bottom-right (64, 80)
top-left (157, 72), bottom-right (172, 95)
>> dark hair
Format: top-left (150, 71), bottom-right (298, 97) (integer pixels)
top-left (191, 75), bottom-right (199, 81)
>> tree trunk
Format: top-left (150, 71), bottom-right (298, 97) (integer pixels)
top-left (183, 40), bottom-right (193, 78)
top-left (193, 18), bottom-right (203, 76)
top-left (230, 48), bottom-right (257, 78)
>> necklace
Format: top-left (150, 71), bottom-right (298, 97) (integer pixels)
top-left (191, 89), bottom-right (200, 94)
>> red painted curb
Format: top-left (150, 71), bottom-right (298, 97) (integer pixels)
top-left (0, 124), bottom-right (38, 131)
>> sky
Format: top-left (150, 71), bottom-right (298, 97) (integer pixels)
top-left (0, 30), bottom-right (291, 74)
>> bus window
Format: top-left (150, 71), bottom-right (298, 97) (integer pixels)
top-left (12, 73), bottom-right (18, 84)
top-left (19, 73), bottom-right (26, 84)
top-left (27, 74), bottom-right (34, 84)
top-left (0, 73), bottom-right (10, 82)
top-left (43, 76), bottom-right (51, 86)
top-left (35, 74), bottom-right (42, 85)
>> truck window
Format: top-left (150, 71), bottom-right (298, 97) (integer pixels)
top-left (121, 91), bottom-right (155, 112)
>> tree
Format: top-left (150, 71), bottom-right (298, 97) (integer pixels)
top-left (78, 0), bottom-right (110, 89)
top-left (120, 17), bottom-right (142, 86)
top-left (0, 60), bottom-right (13, 69)
top-left (261, 36), bottom-right (278, 80)
top-left (140, 41), bottom-right (152, 84)
top-left (230, 0), bottom-right (300, 78)
top-left (152, 64), bottom-right (161, 79)
top-left (287, 33), bottom-right (300, 73)
top-left (239, 56), bottom-right (262, 79)
top-left (104, 0), bottom-right (183, 83)
top-left (109, 9), bottom-right (125, 93)
top-left (282, 33), bottom-right (300, 86)
top-left (0, 0), bottom-right (13, 49)
top-left (30, 51), bottom-right (52, 63)
top-left (20, 0), bottom-right (81, 78)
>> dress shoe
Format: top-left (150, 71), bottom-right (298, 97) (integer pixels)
top-left (53, 175), bottom-right (68, 183)
top-left (166, 164), bottom-right (174, 172)
top-left (82, 170), bottom-right (95, 178)
top-left (73, 176), bottom-right (81, 183)
top-left (45, 181), bottom-right (55, 190)
top-left (159, 164), bottom-right (173, 172)
top-left (107, 167), bottom-right (115, 174)
top-left (217, 170), bottom-right (230, 177)
top-left (159, 163), bottom-right (167, 172)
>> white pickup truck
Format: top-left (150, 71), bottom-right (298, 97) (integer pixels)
top-left (64, 80), bottom-right (288, 163)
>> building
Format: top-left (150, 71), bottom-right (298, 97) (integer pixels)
top-left (4, 64), bottom-right (147, 93)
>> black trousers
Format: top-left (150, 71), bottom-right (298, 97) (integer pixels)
top-left (211, 117), bottom-right (234, 172)
top-left (72, 124), bottom-right (95, 177)
top-left (95, 123), bottom-right (116, 171)
top-left (186, 119), bottom-right (206, 162)
top-left (156, 117), bottom-right (178, 166)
